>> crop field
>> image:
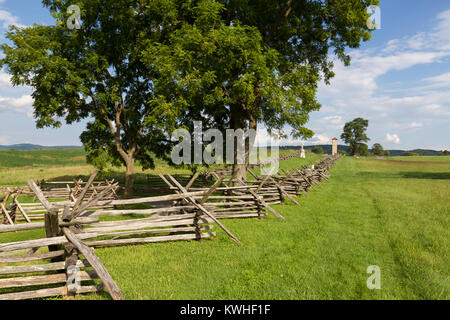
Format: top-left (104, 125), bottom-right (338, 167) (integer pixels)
top-left (0, 151), bottom-right (448, 300)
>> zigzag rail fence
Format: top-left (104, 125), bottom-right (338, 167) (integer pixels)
top-left (0, 153), bottom-right (341, 300)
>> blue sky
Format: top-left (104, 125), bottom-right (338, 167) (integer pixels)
top-left (0, 0), bottom-right (449, 151)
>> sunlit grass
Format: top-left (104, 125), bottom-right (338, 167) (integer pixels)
top-left (0, 154), bottom-right (448, 300)
top-left (389, 156), bottom-right (450, 162)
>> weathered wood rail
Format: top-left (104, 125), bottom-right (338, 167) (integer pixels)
top-left (0, 154), bottom-right (341, 300)
top-left (0, 178), bottom-right (119, 202)
top-left (0, 171), bottom-right (124, 300)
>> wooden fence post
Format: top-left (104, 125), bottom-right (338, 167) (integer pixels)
top-left (193, 211), bottom-right (203, 241)
top-left (277, 186), bottom-right (285, 204)
top-left (45, 207), bottom-right (62, 260)
top-left (65, 247), bottom-right (80, 298)
top-left (8, 202), bottom-right (17, 224)
top-left (63, 228), bottom-right (124, 300)
top-left (255, 197), bottom-right (263, 219)
top-left (167, 175), bottom-right (241, 244)
top-left (1, 191), bottom-right (12, 225)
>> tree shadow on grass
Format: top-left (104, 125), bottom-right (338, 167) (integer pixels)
top-left (401, 172), bottom-right (450, 180)
top-left (356, 172), bottom-right (399, 179)
top-left (40, 171), bottom-right (214, 197)
top-left (357, 171), bottom-right (450, 180)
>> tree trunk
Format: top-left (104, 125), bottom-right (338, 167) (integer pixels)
top-left (230, 104), bottom-right (249, 183)
top-left (247, 114), bottom-right (257, 164)
top-left (124, 158), bottom-right (135, 199)
top-left (231, 163), bottom-right (247, 183)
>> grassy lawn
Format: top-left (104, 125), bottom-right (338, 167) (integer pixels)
top-left (0, 153), bottom-right (448, 300)
top-left (81, 156), bottom-right (447, 300)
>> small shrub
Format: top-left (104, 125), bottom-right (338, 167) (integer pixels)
top-left (312, 146), bottom-right (324, 154)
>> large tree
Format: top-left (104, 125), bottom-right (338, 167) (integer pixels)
top-left (341, 117), bottom-right (370, 156)
top-left (372, 143), bottom-right (384, 156)
top-left (1, 0), bottom-right (185, 197)
top-left (145, 0), bottom-right (378, 179)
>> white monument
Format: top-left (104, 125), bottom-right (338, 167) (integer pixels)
top-left (300, 142), bottom-right (306, 159)
top-left (332, 138), bottom-right (338, 156)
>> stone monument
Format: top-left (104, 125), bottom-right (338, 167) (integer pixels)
top-left (332, 138), bottom-right (338, 156)
top-left (300, 142), bottom-right (306, 159)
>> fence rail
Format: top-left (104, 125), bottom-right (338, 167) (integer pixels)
top-left (0, 153), bottom-right (341, 300)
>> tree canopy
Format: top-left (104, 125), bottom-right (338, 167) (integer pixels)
top-left (312, 146), bottom-right (324, 154)
top-left (341, 118), bottom-right (370, 156)
top-left (372, 143), bottom-right (384, 156)
top-left (1, 0), bottom-right (189, 197)
top-left (1, 0), bottom-right (379, 190)
top-left (142, 0), bottom-right (378, 178)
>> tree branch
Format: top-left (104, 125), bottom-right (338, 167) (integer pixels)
top-left (265, 0), bottom-right (293, 44)
top-left (89, 90), bottom-right (129, 162)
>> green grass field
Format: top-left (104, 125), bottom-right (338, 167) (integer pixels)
top-left (0, 148), bottom-right (190, 187)
top-left (0, 148), bottom-right (303, 187)
top-left (0, 151), bottom-right (448, 300)
top-left (0, 149), bottom-right (87, 168)
top-left (389, 155), bottom-right (450, 162)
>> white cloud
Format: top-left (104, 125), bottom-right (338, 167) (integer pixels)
top-left (316, 115), bottom-right (345, 131)
top-left (255, 127), bottom-right (331, 147)
top-left (254, 128), bottom-right (290, 146)
top-left (0, 94), bottom-right (33, 117)
top-left (310, 134), bottom-right (330, 145)
top-left (422, 72), bottom-right (450, 89)
top-left (406, 122), bottom-right (423, 129)
top-left (0, 9), bottom-right (26, 29)
top-left (321, 115), bottom-right (343, 125)
top-left (319, 51), bottom-right (449, 106)
top-left (386, 133), bottom-right (401, 144)
top-left (0, 69), bottom-right (12, 87)
top-left (423, 104), bottom-right (450, 117)
top-left (0, 135), bottom-right (10, 145)
top-left (0, 68), bottom-right (34, 116)
top-left (435, 9), bottom-right (450, 49)
top-left (312, 8), bottom-right (450, 149)
top-left (380, 9), bottom-right (450, 52)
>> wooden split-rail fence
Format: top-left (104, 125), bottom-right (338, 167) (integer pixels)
top-left (0, 181), bottom-right (119, 225)
top-left (37, 178), bottom-right (119, 200)
top-left (207, 149), bottom-right (306, 177)
top-left (0, 170), bottom-right (236, 300)
top-left (0, 155), bottom-right (341, 300)
top-left (0, 179), bottom-right (119, 201)
top-left (173, 154), bottom-right (342, 221)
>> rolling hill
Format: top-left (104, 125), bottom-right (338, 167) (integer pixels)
top-left (0, 144), bottom-right (82, 150)
top-left (280, 145), bottom-right (441, 156)
top-left (1, 143), bottom-right (442, 156)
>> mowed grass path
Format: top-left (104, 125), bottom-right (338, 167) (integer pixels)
top-left (77, 157), bottom-right (448, 300)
